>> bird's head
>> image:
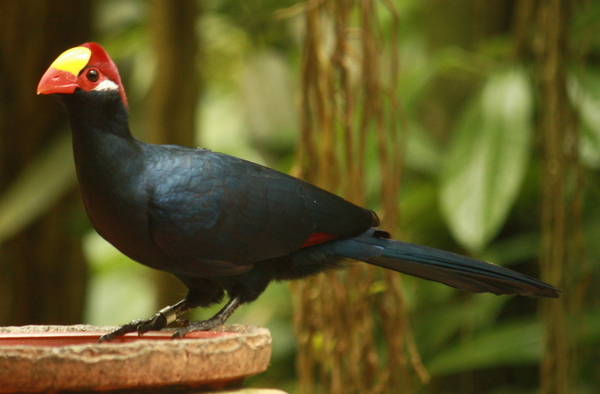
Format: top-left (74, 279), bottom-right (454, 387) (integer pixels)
top-left (37, 42), bottom-right (128, 108)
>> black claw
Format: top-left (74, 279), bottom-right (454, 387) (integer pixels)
top-left (170, 320), bottom-right (200, 338)
top-left (171, 319), bottom-right (222, 338)
top-left (98, 314), bottom-right (168, 343)
top-left (99, 322), bottom-right (138, 343)
top-left (99, 299), bottom-right (240, 342)
top-left (170, 297), bottom-right (241, 338)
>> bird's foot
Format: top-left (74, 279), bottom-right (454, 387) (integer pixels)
top-left (171, 297), bottom-right (242, 338)
top-left (171, 316), bottom-right (224, 338)
top-left (98, 306), bottom-right (177, 343)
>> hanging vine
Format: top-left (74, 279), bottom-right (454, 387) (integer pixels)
top-left (292, 1), bottom-right (428, 392)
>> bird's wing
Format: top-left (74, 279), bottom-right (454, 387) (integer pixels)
top-left (145, 146), bottom-right (375, 268)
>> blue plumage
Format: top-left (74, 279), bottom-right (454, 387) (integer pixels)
top-left (38, 43), bottom-right (560, 342)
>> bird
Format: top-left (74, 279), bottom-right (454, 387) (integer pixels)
top-left (37, 43), bottom-right (560, 342)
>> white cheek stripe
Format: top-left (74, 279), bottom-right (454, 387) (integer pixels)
top-left (93, 79), bottom-right (119, 92)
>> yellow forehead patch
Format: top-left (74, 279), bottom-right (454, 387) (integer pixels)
top-left (48, 46), bottom-right (92, 76)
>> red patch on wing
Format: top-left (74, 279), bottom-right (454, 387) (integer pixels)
top-left (301, 232), bottom-right (338, 248)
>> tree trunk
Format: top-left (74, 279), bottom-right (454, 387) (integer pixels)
top-left (0, 1), bottom-right (92, 325)
top-left (535, 0), bottom-right (581, 392)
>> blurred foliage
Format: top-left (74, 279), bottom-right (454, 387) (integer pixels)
top-left (2, 0), bottom-right (598, 392)
top-left (440, 67), bottom-right (533, 252)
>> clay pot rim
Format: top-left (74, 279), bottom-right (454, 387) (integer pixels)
top-left (0, 325), bottom-right (272, 392)
top-left (0, 329), bottom-right (233, 347)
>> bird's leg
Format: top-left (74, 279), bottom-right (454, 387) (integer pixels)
top-left (171, 297), bottom-right (242, 338)
top-left (98, 299), bottom-right (190, 343)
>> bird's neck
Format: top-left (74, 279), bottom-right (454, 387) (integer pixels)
top-left (61, 90), bottom-right (145, 189)
top-left (62, 90), bottom-right (134, 142)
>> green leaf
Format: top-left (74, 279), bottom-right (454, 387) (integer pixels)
top-left (439, 67), bottom-right (533, 252)
top-left (569, 71), bottom-right (600, 168)
top-left (0, 132), bottom-right (76, 245)
top-left (426, 319), bottom-right (543, 377)
top-left (413, 294), bottom-right (508, 358)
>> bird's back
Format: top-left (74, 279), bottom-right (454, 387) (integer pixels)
top-left (142, 145), bottom-right (377, 277)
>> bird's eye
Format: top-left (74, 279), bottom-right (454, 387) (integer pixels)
top-left (86, 69), bottom-right (99, 82)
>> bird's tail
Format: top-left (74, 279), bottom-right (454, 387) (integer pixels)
top-left (331, 229), bottom-right (560, 298)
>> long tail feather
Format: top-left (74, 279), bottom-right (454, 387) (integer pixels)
top-left (332, 229), bottom-right (560, 298)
